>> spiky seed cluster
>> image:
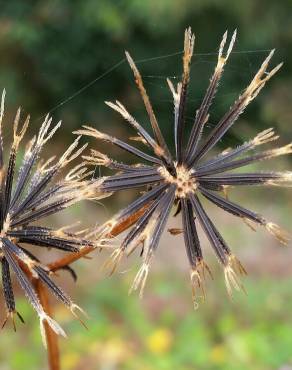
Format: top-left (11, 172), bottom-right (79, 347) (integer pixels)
top-left (0, 90), bottom-right (102, 344)
top-left (78, 28), bottom-right (291, 305)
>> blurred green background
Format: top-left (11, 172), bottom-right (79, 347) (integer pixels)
top-left (1, 1), bottom-right (292, 369)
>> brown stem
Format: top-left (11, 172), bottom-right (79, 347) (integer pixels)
top-left (48, 206), bottom-right (147, 272)
top-left (34, 279), bottom-right (60, 370)
top-left (18, 260), bottom-right (60, 370)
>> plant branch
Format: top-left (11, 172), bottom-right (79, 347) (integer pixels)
top-left (47, 206), bottom-right (148, 272)
top-left (18, 261), bottom-right (60, 370)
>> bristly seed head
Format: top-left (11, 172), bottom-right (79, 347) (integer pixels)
top-left (79, 28), bottom-right (290, 305)
top-left (0, 90), bottom-right (107, 342)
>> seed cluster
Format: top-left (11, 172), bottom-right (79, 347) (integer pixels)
top-left (158, 165), bottom-right (197, 198)
top-left (0, 90), bottom-right (102, 343)
top-left (78, 27), bottom-right (291, 305)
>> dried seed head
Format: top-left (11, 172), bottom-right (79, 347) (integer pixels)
top-left (79, 29), bottom-right (289, 304)
top-left (0, 90), bottom-right (103, 341)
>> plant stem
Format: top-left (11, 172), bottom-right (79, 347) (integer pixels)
top-left (34, 279), bottom-right (60, 370)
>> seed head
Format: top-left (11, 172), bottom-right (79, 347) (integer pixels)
top-left (78, 28), bottom-right (290, 305)
top-left (0, 91), bottom-right (102, 343)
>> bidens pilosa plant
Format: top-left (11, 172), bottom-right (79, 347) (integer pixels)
top-left (77, 28), bottom-right (291, 306)
top-left (0, 90), bottom-right (102, 344)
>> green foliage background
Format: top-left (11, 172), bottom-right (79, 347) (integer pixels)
top-left (1, 0), bottom-right (292, 144)
top-left (0, 1), bottom-right (292, 369)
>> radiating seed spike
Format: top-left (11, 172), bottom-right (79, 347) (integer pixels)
top-left (125, 51), bottom-right (172, 163)
top-left (186, 29), bottom-right (235, 164)
top-left (253, 127), bottom-right (278, 145)
top-left (258, 49), bottom-right (275, 75)
top-left (13, 114), bottom-right (30, 147)
top-left (38, 115), bottom-right (52, 143)
top-left (43, 120), bottom-right (62, 145)
top-left (225, 29), bottom-right (237, 60)
top-left (242, 217), bottom-right (257, 231)
top-left (190, 268), bottom-right (204, 309)
top-left (129, 256), bottom-right (152, 298)
top-left (105, 99), bottom-right (161, 153)
top-left (166, 78), bottom-right (176, 97)
top-left (264, 62), bottom-right (283, 82)
top-left (102, 248), bottom-right (125, 275)
top-left (224, 257), bottom-right (247, 299)
top-left (71, 303), bottom-right (89, 329)
top-left (40, 314), bottom-right (67, 348)
top-left (12, 107), bottom-right (21, 139)
top-left (218, 31), bottom-right (228, 60)
top-left (76, 126), bottom-right (161, 164)
top-left (265, 222), bottom-right (290, 245)
top-left (197, 142), bottom-right (292, 177)
top-left (129, 135), bottom-right (148, 145)
top-left (191, 48), bottom-right (281, 164)
top-left (0, 88), bottom-right (5, 127)
top-left (62, 136), bottom-right (81, 160)
top-left (176, 28), bottom-right (194, 163)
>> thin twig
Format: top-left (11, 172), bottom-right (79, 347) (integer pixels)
top-left (18, 261), bottom-right (60, 370)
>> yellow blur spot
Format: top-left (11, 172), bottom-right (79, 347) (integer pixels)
top-left (146, 328), bottom-right (173, 354)
top-left (210, 344), bottom-right (227, 364)
top-left (89, 338), bottom-right (132, 365)
top-left (62, 352), bottom-right (80, 369)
